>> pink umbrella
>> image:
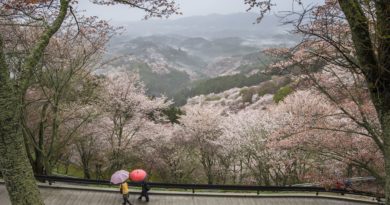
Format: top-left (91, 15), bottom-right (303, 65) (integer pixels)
top-left (129, 169), bottom-right (147, 182)
top-left (110, 170), bottom-right (129, 185)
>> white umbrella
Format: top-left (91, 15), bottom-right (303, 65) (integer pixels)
top-left (110, 170), bottom-right (129, 185)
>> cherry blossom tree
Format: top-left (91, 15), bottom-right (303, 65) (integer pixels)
top-left (100, 72), bottom-right (170, 173)
top-left (271, 89), bottom-right (380, 182)
top-left (0, 1), bottom-right (180, 204)
top-left (180, 105), bottom-right (225, 184)
top-left (0, 2), bottom-right (71, 204)
top-left (221, 110), bottom-right (271, 185)
top-left (20, 15), bottom-right (112, 176)
top-left (130, 122), bottom-right (199, 183)
top-left (250, 0), bottom-right (390, 202)
top-left (222, 107), bottom-right (313, 185)
top-left (72, 114), bottom-right (108, 179)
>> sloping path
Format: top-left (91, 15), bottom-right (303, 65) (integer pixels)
top-left (0, 184), bottom-right (379, 205)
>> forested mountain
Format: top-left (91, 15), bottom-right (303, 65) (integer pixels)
top-left (98, 35), bottom-right (277, 103)
top-left (97, 13), bottom-right (298, 104)
top-left (185, 75), bottom-right (293, 111)
top-left (173, 73), bottom-right (272, 105)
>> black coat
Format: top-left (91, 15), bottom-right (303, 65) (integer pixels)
top-left (141, 182), bottom-right (150, 194)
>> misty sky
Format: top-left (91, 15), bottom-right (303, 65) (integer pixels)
top-left (77, 0), bottom-right (325, 22)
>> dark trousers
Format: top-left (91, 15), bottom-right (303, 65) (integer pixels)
top-left (138, 192), bottom-right (149, 202)
top-left (122, 193), bottom-right (132, 205)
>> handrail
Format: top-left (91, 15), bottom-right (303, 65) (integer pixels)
top-left (34, 175), bottom-right (383, 198)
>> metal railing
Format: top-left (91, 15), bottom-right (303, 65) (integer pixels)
top-left (34, 175), bottom-right (383, 198)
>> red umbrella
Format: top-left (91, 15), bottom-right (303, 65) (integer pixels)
top-left (129, 169), bottom-right (147, 182)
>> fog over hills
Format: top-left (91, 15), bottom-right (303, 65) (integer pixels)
top-left (97, 13), bottom-right (299, 103)
top-left (120, 13), bottom-right (294, 39)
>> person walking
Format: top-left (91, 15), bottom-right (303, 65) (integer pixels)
top-left (344, 178), bottom-right (353, 191)
top-left (138, 181), bottom-right (150, 202)
top-left (120, 182), bottom-right (132, 205)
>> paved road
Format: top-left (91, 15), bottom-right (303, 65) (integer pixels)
top-left (0, 184), bottom-right (379, 205)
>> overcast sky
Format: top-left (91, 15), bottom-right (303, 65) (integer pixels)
top-left (77, 0), bottom-right (325, 22)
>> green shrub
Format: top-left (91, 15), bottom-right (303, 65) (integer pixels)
top-left (273, 86), bottom-right (293, 103)
top-left (273, 76), bottom-right (292, 87)
top-left (205, 95), bottom-right (222, 101)
top-left (240, 88), bottom-right (255, 103)
top-left (257, 81), bottom-right (278, 96)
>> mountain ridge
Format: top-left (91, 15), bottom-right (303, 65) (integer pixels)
top-left (97, 13), bottom-right (299, 104)
top-left (117, 13), bottom-right (294, 39)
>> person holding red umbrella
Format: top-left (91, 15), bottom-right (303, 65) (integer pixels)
top-left (130, 169), bottom-right (150, 202)
top-left (138, 180), bottom-right (150, 202)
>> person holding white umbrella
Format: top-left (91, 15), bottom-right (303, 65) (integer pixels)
top-left (120, 181), bottom-right (132, 205)
top-left (111, 170), bottom-right (133, 205)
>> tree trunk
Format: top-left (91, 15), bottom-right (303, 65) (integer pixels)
top-left (43, 158), bottom-right (52, 176)
top-left (0, 1), bottom-right (69, 204)
top-left (95, 164), bottom-right (102, 180)
top-left (22, 132), bottom-right (35, 172)
top-left (201, 154), bottom-right (214, 185)
top-left (0, 126), bottom-right (44, 205)
top-left (81, 153), bottom-right (91, 179)
top-left (83, 166), bottom-right (91, 179)
top-left (65, 162), bottom-right (70, 175)
top-left (376, 92), bottom-right (390, 205)
top-left (338, 1), bottom-right (390, 203)
top-left (383, 115), bottom-right (390, 205)
top-left (0, 36), bottom-right (44, 205)
top-left (33, 103), bottom-right (48, 175)
top-left (33, 117), bottom-right (45, 175)
top-left (34, 148), bottom-right (45, 175)
top-left (371, 0), bottom-right (390, 201)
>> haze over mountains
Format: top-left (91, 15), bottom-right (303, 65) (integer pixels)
top-left (119, 13), bottom-right (293, 39)
top-left (97, 12), bottom-right (299, 104)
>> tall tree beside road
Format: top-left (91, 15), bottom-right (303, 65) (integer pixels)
top-left (0, 1), bottom-right (179, 204)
